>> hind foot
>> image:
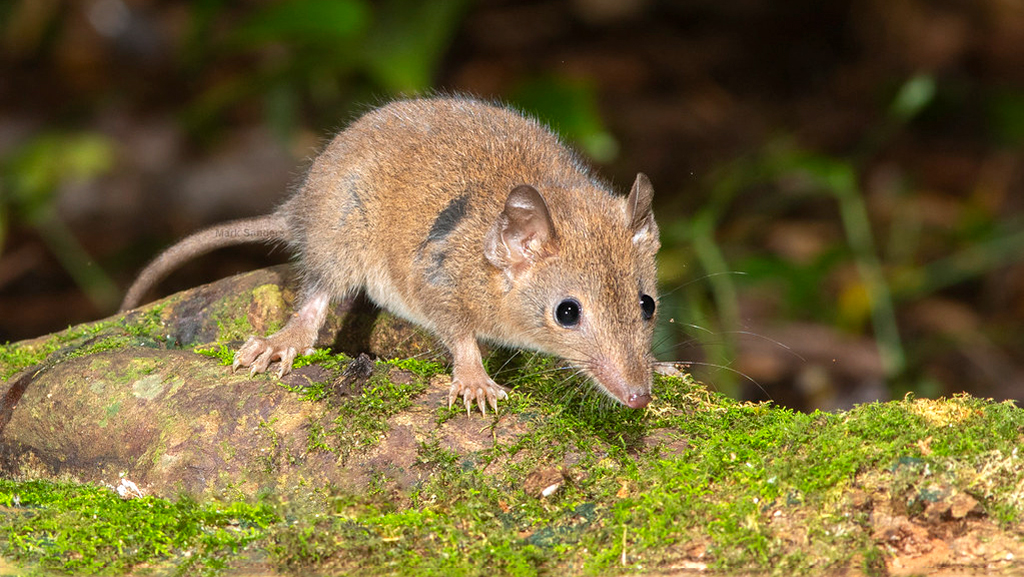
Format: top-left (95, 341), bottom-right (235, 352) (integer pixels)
top-left (231, 291), bottom-right (330, 378)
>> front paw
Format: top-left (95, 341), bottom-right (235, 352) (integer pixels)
top-left (232, 335), bottom-right (313, 378)
top-left (448, 377), bottom-right (509, 415)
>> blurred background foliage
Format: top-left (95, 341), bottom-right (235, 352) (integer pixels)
top-left (0, 0), bottom-right (1021, 411)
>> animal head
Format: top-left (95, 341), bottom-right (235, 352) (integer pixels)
top-left (484, 173), bottom-right (660, 408)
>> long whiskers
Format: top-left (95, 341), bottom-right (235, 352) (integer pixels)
top-left (653, 359), bottom-right (769, 398)
top-left (715, 330), bottom-right (805, 361)
top-left (658, 271), bottom-right (749, 298)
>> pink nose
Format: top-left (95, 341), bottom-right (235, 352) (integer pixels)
top-left (626, 392), bottom-right (651, 409)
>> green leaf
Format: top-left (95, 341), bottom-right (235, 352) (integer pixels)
top-left (229, 0), bottom-right (369, 46)
top-left (3, 132), bottom-right (115, 218)
top-left (364, 0), bottom-right (472, 93)
top-left (889, 73), bottom-right (936, 122)
top-left (986, 89), bottom-right (1024, 146)
top-left (511, 76), bottom-right (619, 163)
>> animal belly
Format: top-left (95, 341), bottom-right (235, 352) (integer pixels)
top-left (361, 266), bottom-right (433, 333)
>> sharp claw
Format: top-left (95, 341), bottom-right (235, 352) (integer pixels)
top-left (258, 350), bottom-right (276, 374)
top-left (280, 348), bottom-right (297, 374)
top-left (448, 378), bottom-right (508, 416)
top-left (230, 335), bottom-right (308, 378)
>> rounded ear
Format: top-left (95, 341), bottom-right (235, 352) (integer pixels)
top-left (484, 184), bottom-right (559, 278)
top-left (628, 173), bottom-right (659, 248)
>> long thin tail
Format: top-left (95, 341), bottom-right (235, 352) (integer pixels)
top-left (120, 214), bottom-right (289, 311)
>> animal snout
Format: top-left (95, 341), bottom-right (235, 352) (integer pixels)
top-left (589, 356), bottom-right (652, 409)
top-left (625, 391), bottom-right (651, 409)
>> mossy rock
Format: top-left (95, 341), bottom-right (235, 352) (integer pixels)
top-left (0, 268), bottom-right (1022, 575)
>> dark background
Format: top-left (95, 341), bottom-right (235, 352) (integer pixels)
top-left (2, 0), bottom-right (1022, 410)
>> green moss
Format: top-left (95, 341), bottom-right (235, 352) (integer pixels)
top-left (0, 341), bottom-right (46, 380)
top-left (0, 320), bottom-right (115, 380)
top-left (277, 352), bottom-right (442, 461)
top-left (385, 357), bottom-right (446, 379)
top-left (0, 304), bottom-right (179, 381)
top-left (194, 342), bottom-right (236, 366)
top-left (215, 316), bottom-right (255, 345)
top-left (0, 479), bottom-right (276, 574)
top-left (292, 347), bottom-right (349, 372)
top-left (121, 302), bottom-right (168, 339)
top-left (67, 335), bottom-right (133, 360)
top-left (211, 294), bottom-right (258, 344)
top-left (2, 334), bottom-right (1021, 575)
top-left (306, 418), bottom-right (333, 453)
top-left (326, 361), bottom-right (430, 462)
top-left (260, 372), bottom-right (1021, 576)
top-left (208, 283), bottom-right (289, 343)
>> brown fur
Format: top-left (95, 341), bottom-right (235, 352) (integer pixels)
top-left (122, 97), bottom-right (660, 413)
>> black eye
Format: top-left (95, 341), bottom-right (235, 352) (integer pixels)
top-left (640, 293), bottom-right (655, 320)
top-left (555, 298), bottom-right (581, 327)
